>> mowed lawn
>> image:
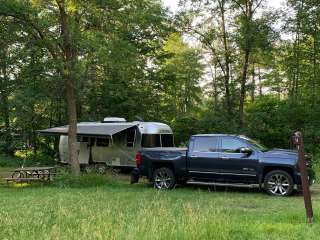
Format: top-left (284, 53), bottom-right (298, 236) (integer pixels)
top-left (0, 167), bottom-right (319, 240)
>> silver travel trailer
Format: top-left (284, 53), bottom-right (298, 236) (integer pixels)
top-left (38, 118), bottom-right (174, 172)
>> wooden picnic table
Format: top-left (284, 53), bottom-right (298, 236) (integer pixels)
top-left (5, 166), bottom-right (57, 184)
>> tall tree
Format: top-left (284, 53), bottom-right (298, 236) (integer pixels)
top-left (155, 33), bottom-right (203, 119)
top-left (233, 0), bottom-right (264, 127)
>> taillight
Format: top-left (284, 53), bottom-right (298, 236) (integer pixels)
top-left (135, 152), bottom-right (142, 167)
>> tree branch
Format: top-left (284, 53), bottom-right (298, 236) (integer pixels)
top-left (0, 11), bottom-right (58, 59)
top-left (252, 0), bottom-right (264, 14)
top-left (232, 0), bottom-right (246, 15)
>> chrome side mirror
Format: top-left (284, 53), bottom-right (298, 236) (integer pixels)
top-left (240, 147), bottom-right (252, 156)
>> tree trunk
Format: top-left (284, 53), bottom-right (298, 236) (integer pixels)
top-left (291, 0), bottom-right (304, 99)
top-left (0, 47), bottom-right (13, 155)
top-left (239, 50), bottom-right (250, 128)
top-left (251, 63), bottom-right (255, 102)
top-left (312, 32), bottom-right (317, 106)
top-left (0, 90), bottom-right (12, 153)
top-left (239, 0), bottom-right (253, 128)
top-left (258, 67), bottom-right (262, 97)
top-left (218, 0), bottom-right (231, 113)
top-left (58, 0), bottom-right (80, 175)
top-left (213, 63), bottom-right (218, 108)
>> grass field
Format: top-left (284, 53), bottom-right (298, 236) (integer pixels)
top-left (0, 166), bottom-right (319, 240)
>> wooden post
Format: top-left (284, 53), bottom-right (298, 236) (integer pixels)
top-left (293, 132), bottom-right (313, 223)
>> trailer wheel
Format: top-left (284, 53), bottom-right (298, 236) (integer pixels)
top-left (83, 165), bottom-right (95, 174)
top-left (95, 164), bottom-right (107, 175)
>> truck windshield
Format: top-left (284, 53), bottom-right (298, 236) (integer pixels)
top-left (242, 137), bottom-right (268, 152)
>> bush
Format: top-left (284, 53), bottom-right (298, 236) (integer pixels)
top-left (0, 151), bottom-right (56, 168)
top-left (0, 154), bottom-right (23, 167)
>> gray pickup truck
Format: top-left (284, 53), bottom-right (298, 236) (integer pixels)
top-left (131, 134), bottom-right (315, 196)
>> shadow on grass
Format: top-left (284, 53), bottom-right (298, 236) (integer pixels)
top-left (51, 170), bottom-right (128, 189)
top-left (174, 183), bottom-right (263, 195)
top-left (2, 165), bottom-right (319, 199)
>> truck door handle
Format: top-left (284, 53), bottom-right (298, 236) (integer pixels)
top-left (221, 156), bottom-right (230, 160)
top-left (190, 155), bottom-right (197, 157)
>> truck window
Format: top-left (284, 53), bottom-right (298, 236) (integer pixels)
top-left (96, 138), bottom-right (109, 147)
top-left (126, 129), bottom-right (136, 148)
top-left (220, 137), bottom-right (247, 153)
top-left (193, 137), bottom-right (218, 152)
top-left (142, 134), bottom-right (161, 148)
top-left (161, 134), bottom-right (174, 147)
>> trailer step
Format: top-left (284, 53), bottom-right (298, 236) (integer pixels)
top-left (186, 181), bottom-right (260, 188)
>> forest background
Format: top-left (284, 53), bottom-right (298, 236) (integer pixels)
top-left (1, 0), bottom-right (319, 171)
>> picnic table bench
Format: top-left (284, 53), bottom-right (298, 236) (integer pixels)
top-left (5, 166), bottom-right (57, 184)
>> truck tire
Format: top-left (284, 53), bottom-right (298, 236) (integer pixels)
top-left (153, 167), bottom-right (176, 190)
top-left (264, 170), bottom-right (294, 196)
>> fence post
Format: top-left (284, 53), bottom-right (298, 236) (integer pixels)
top-left (293, 131), bottom-right (313, 224)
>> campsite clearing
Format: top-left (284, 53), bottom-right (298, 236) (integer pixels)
top-left (0, 167), bottom-right (319, 240)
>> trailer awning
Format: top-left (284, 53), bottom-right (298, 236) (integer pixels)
top-left (37, 123), bottom-right (137, 137)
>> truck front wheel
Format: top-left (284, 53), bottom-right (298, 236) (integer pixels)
top-left (153, 167), bottom-right (176, 190)
top-left (264, 170), bottom-right (294, 196)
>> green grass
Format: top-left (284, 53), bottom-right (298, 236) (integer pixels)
top-left (0, 167), bottom-right (320, 240)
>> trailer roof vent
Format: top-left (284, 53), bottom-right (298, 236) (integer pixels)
top-left (102, 117), bottom-right (127, 123)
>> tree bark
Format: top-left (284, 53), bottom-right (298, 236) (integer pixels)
top-left (239, 0), bottom-right (253, 128)
top-left (239, 50), bottom-right (250, 128)
top-left (57, 0), bottom-right (80, 175)
top-left (213, 63), bottom-right (218, 108)
top-left (0, 47), bottom-right (13, 155)
top-left (258, 66), bottom-right (262, 97)
top-left (251, 63), bottom-right (255, 102)
top-left (218, 0), bottom-right (231, 113)
top-left (312, 32), bottom-right (317, 106)
top-left (0, 89), bottom-right (12, 152)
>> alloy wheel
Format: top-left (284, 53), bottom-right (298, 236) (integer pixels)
top-left (154, 169), bottom-right (173, 189)
top-left (266, 173), bottom-right (290, 196)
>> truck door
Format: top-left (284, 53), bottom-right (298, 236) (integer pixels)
top-left (218, 136), bottom-right (259, 183)
top-left (187, 136), bottom-right (221, 180)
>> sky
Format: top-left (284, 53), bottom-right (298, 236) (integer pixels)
top-left (162, 0), bottom-right (285, 13)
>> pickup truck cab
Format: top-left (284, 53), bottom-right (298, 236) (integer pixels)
top-left (131, 134), bottom-right (314, 196)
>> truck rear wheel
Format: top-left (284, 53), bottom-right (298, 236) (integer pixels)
top-left (153, 167), bottom-right (176, 190)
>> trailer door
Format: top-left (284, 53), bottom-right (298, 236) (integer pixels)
top-left (78, 136), bottom-right (90, 164)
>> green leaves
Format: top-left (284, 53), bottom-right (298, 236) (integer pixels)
top-left (1, 0), bottom-right (320, 154)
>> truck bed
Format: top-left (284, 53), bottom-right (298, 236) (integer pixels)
top-left (139, 147), bottom-right (187, 179)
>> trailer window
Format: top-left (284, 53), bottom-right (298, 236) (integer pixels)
top-left (96, 138), bottom-right (109, 147)
top-left (161, 134), bottom-right (174, 147)
top-left (126, 129), bottom-right (136, 147)
top-left (142, 134), bottom-right (161, 148)
top-left (77, 136), bottom-right (88, 142)
top-left (88, 138), bottom-right (95, 147)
